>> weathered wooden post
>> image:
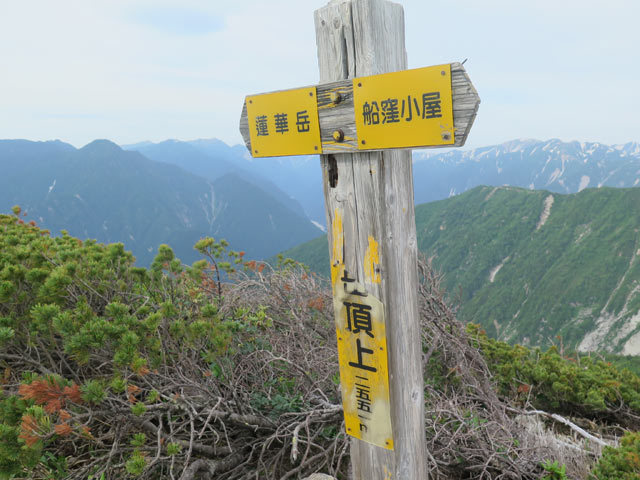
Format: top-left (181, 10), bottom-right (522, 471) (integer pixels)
top-left (314, 1), bottom-right (425, 478)
top-left (238, 1), bottom-right (479, 476)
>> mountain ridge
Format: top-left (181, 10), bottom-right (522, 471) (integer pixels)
top-left (0, 139), bottom-right (321, 266)
top-left (123, 138), bottom-right (309, 220)
top-left (412, 138), bottom-right (640, 204)
top-left (282, 185), bottom-right (640, 354)
top-left (123, 137), bottom-right (640, 226)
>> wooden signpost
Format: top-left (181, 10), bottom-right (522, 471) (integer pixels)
top-left (239, 0), bottom-right (480, 478)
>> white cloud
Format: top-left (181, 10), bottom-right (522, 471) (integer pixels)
top-left (0, 0), bottom-right (639, 148)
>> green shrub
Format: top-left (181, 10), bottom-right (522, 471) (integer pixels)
top-left (81, 380), bottom-right (106, 405)
top-left (540, 459), bottom-right (568, 479)
top-left (591, 432), bottom-right (640, 479)
top-left (467, 324), bottom-right (640, 422)
top-left (125, 451), bottom-right (147, 476)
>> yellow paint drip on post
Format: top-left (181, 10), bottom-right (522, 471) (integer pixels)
top-left (353, 64), bottom-right (454, 150)
top-left (246, 88), bottom-right (322, 157)
top-left (364, 236), bottom-right (381, 284)
top-left (330, 211), bottom-right (393, 450)
top-left (331, 208), bottom-right (344, 287)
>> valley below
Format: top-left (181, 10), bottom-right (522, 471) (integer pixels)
top-left (285, 185), bottom-right (640, 355)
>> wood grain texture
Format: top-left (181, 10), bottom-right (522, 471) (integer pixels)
top-left (315, 1), bottom-right (427, 478)
top-left (238, 65), bottom-right (480, 153)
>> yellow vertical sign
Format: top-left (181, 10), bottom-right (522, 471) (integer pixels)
top-left (353, 64), bottom-right (455, 150)
top-left (331, 209), bottom-right (393, 450)
top-left (246, 88), bottom-right (322, 158)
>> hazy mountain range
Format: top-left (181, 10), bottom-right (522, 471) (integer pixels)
top-left (129, 137), bottom-right (640, 227)
top-left (412, 138), bottom-right (640, 205)
top-left (0, 139), bottom-right (321, 266)
top-left (3, 134), bottom-right (640, 261)
top-left (124, 139), bottom-right (325, 227)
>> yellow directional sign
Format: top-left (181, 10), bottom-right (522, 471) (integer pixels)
top-left (353, 64), bottom-right (455, 149)
top-left (246, 87), bottom-right (322, 158)
top-left (240, 62), bottom-right (479, 155)
top-left (331, 209), bottom-right (393, 450)
top-left (333, 270), bottom-right (393, 450)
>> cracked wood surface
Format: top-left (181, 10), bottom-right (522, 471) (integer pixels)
top-left (314, 1), bottom-right (427, 478)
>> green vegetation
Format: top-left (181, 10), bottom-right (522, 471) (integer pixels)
top-left (591, 432), bottom-right (640, 479)
top-left (468, 324), bottom-right (640, 425)
top-left (0, 211), bottom-right (341, 479)
top-left (0, 139), bottom-right (321, 267)
top-left (600, 353), bottom-right (640, 377)
top-left (540, 460), bottom-right (568, 480)
top-left (283, 185), bottom-right (640, 352)
top-left (276, 234), bottom-right (330, 278)
top-left (465, 325), bottom-right (640, 477)
top-left (1, 209), bottom-right (640, 478)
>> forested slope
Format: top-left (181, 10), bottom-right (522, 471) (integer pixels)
top-left (283, 186), bottom-right (640, 353)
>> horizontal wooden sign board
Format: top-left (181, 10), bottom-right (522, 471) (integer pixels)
top-left (239, 62), bottom-right (479, 157)
top-left (245, 87), bottom-right (323, 157)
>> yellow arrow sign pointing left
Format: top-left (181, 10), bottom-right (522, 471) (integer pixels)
top-left (246, 87), bottom-right (322, 158)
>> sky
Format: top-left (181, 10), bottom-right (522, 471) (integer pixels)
top-left (1, 0), bottom-right (639, 150)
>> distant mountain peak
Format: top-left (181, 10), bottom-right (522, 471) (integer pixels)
top-left (0, 138), bottom-right (322, 267)
top-left (188, 138), bottom-right (228, 147)
top-left (80, 139), bottom-right (123, 154)
top-left (616, 141), bottom-right (640, 156)
top-left (120, 140), bottom-right (154, 150)
top-left (120, 138), bottom-right (232, 150)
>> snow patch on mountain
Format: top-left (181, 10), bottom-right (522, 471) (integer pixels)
top-left (311, 220), bottom-right (326, 232)
top-left (548, 168), bottom-right (562, 183)
top-left (578, 175), bottom-right (590, 192)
